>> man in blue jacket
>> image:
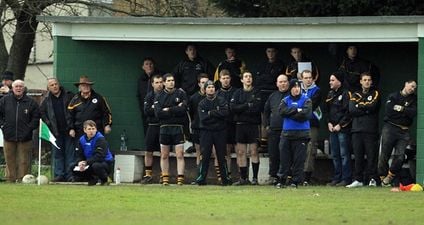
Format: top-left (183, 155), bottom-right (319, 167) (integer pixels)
top-left (72, 120), bottom-right (113, 186)
top-left (277, 79), bottom-right (312, 188)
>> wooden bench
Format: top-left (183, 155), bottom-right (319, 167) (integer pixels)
top-left (114, 149), bottom-right (333, 184)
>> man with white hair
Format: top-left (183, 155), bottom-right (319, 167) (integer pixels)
top-left (0, 79), bottom-right (40, 183)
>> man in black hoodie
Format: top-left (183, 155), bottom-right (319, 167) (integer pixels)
top-left (378, 80), bottom-right (417, 186)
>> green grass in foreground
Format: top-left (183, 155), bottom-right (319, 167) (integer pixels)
top-left (0, 184), bottom-right (423, 225)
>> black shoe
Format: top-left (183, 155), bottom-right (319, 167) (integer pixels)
top-left (88, 179), bottom-right (98, 186)
top-left (251, 178), bottom-right (259, 185)
top-left (191, 180), bottom-right (206, 186)
top-left (52, 176), bottom-right (65, 182)
top-left (100, 178), bottom-right (111, 186)
top-left (233, 178), bottom-right (250, 186)
top-left (140, 175), bottom-right (153, 184)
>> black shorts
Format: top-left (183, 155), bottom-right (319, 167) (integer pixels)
top-left (191, 129), bottom-right (201, 144)
top-left (145, 124), bottom-right (160, 152)
top-left (226, 124), bottom-right (236, 144)
top-left (235, 124), bottom-right (259, 144)
top-left (160, 125), bottom-right (185, 146)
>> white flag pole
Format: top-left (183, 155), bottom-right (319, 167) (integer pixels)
top-left (38, 119), bottom-right (42, 186)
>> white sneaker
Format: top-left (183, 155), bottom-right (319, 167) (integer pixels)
top-left (346, 180), bottom-right (363, 188)
top-left (368, 179), bottom-right (377, 187)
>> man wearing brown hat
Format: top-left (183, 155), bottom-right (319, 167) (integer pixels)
top-left (67, 76), bottom-right (112, 142)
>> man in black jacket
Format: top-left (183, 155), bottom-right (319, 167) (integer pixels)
top-left (230, 71), bottom-right (262, 185)
top-left (67, 76), bottom-right (112, 141)
top-left (217, 69), bottom-right (237, 179)
top-left (193, 80), bottom-right (232, 185)
top-left (263, 74), bottom-right (289, 185)
top-left (338, 45), bottom-right (380, 92)
top-left (40, 78), bottom-right (75, 182)
top-left (347, 72), bottom-right (380, 188)
top-left (141, 75), bottom-right (163, 184)
top-left (378, 80), bottom-right (417, 186)
top-left (137, 57), bottom-right (163, 134)
top-left (173, 44), bottom-right (215, 96)
top-left (325, 72), bottom-right (352, 187)
top-left (188, 73), bottom-right (209, 166)
top-left (0, 80), bottom-right (40, 182)
top-left (154, 73), bottom-right (188, 185)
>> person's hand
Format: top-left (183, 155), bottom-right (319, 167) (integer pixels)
top-left (78, 161), bottom-right (87, 171)
top-left (69, 129), bottom-right (75, 138)
top-left (104, 125), bottom-right (112, 134)
top-left (333, 124), bottom-right (341, 132)
top-left (0, 86), bottom-right (9, 94)
top-left (163, 107), bottom-right (169, 111)
top-left (328, 123), bottom-right (334, 132)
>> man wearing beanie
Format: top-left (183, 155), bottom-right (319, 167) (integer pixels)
top-left (277, 79), bottom-right (312, 188)
top-left (325, 71), bottom-right (352, 187)
top-left (192, 80), bottom-right (232, 185)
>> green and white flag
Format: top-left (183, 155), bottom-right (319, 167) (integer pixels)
top-left (40, 120), bottom-right (60, 149)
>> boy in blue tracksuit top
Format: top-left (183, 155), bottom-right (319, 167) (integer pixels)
top-left (72, 120), bottom-right (113, 186)
top-left (277, 79), bottom-right (312, 188)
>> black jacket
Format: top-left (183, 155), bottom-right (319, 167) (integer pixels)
top-left (137, 69), bottom-right (163, 113)
top-left (383, 91), bottom-right (417, 127)
top-left (254, 59), bottom-right (285, 91)
top-left (173, 56), bottom-right (215, 96)
top-left (40, 87), bottom-right (74, 137)
top-left (143, 91), bottom-right (161, 125)
top-left (198, 95), bottom-right (229, 131)
top-left (263, 90), bottom-right (289, 131)
top-left (154, 88), bottom-right (188, 126)
top-left (338, 57), bottom-right (380, 92)
top-left (216, 58), bottom-right (245, 88)
top-left (0, 93), bottom-right (40, 142)
top-left (349, 89), bottom-right (380, 133)
top-left (325, 87), bottom-right (351, 133)
top-left (217, 86), bottom-right (237, 124)
top-left (230, 87), bottom-right (262, 125)
top-left (67, 90), bottom-right (112, 135)
top-left (189, 91), bottom-right (206, 130)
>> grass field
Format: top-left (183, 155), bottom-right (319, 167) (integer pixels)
top-left (0, 184), bottom-right (423, 225)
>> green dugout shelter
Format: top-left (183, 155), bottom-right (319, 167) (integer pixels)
top-left (38, 16), bottom-right (424, 183)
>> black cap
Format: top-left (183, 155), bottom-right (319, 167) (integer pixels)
top-left (203, 80), bottom-right (215, 90)
top-left (332, 71), bottom-right (345, 83)
top-left (2, 71), bottom-right (14, 81)
top-left (289, 79), bottom-right (301, 90)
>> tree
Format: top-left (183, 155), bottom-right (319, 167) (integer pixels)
top-left (0, 0), bottom-right (223, 80)
top-left (209, 0), bottom-right (424, 17)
